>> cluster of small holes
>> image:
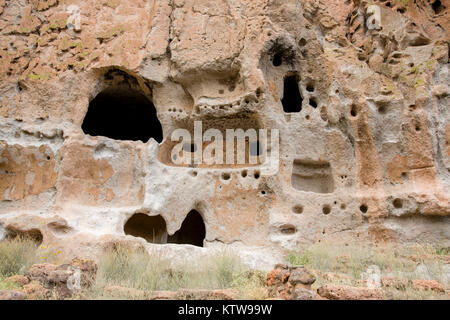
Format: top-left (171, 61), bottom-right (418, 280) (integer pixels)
top-left (168, 108), bottom-right (183, 113)
top-left (290, 203), bottom-right (347, 215)
top-left (196, 103), bottom-right (237, 113)
top-left (236, 169), bottom-right (261, 180)
top-left (195, 94), bottom-right (260, 114)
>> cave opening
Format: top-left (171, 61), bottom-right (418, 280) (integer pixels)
top-left (124, 213), bottom-right (167, 244)
top-left (168, 210), bottom-right (206, 247)
top-left (5, 227), bottom-right (43, 245)
top-left (82, 87), bottom-right (163, 143)
top-left (282, 75), bottom-right (303, 113)
top-left (432, 0), bottom-right (444, 14)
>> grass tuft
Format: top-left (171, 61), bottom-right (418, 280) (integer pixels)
top-left (0, 237), bottom-right (41, 278)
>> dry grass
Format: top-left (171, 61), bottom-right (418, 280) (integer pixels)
top-left (0, 237), bottom-right (448, 300)
top-left (288, 241), bottom-right (449, 300)
top-left (0, 237), bottom-right (41, 278)
top-left (83, 244), bottom-right (265, 299)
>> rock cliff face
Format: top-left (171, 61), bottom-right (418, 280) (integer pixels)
top-left (0, 0), bottom-right (449, 268)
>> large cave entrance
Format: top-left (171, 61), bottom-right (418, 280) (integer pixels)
top-left (82, 87), bottom-right (163, 143)
top-left (168, 210), bottom-right (206, 247)
top-left (124, 213), bottom-right (167, 244)
top-left (124, 211), bottom-right (206, 247)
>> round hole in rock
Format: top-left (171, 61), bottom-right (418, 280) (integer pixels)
top-left (393, 198), bottom-right (403, 209)
top-left (298, 38), bottom-right (307, 47)
top-left (292, 205), bottom-right (304, 214)
top-left (360, 204), bottom-right (368, 214)
top-left (124, 213), bottom-right (167, 244)
top-left (167, 210), bottom-right (206, 247)
top-left (272, 52), bottom-right (282, 66)
top-left (241, 170), bottom-right (248, 178)
top-left (322, 205), bottom-right (331, 215)
top-left (306, 84), bottom-right (314, 92)
top-left (254, 171), bottom-right (261, 179)
top-left (82, 87), bottom-right (163, 143)
top-left (340, 203), bottom-right (347, 210)
top-left (378, 105), bottom-right (387, 114)
top-left (221, 172), bottom-right (231, 181)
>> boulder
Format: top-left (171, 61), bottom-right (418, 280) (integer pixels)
top-left (0, 290), bottom-right (26, 300)
top-left (317, 284), bottom-right (384, 300)
top-left (412, 280), bottom-right (445, 293)
top-left (22, 281), bottom-right (51, 300)
top-left (27, 258), bottom-right (97, 298)
top-left (265, 264), bottom-right (316, 300)
top-left (5, 275), bottom-right (30, 287)
top-left (291, 288), bottom-right (321, 300)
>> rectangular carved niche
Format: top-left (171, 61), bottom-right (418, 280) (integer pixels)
top-left (291, 159), bottom-right (335, 194)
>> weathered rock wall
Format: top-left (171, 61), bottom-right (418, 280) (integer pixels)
top-left (0, 0), bottom-right (449, 268)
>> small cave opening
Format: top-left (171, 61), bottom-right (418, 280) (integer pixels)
top-left (82, 87), bottom-right (163, 143)
top-left (282, 75), bottom-right (303, 113)
top-left (272, 52), bottom-right (283, 67)
top-left (124, 213), bottom-right (168, 244)
top-left (168, 210), bottom-right (206, 247)
top-left (5, 227), bottom-right (43, 245)
top-left (432, 0), bottom-right (445, 14)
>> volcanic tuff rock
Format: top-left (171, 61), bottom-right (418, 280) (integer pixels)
top-left (0, 0), bottom-right (449, 269)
